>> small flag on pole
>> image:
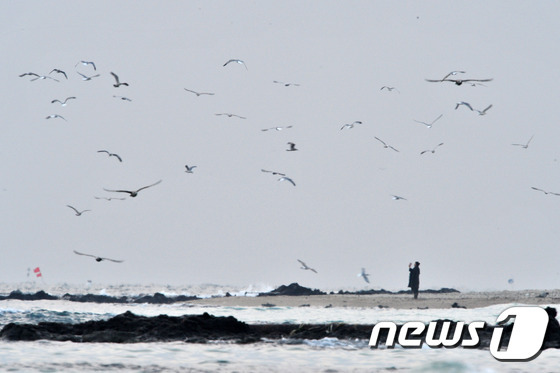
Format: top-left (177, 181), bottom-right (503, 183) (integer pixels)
top-left (33, 267), bottom-right (42, 278)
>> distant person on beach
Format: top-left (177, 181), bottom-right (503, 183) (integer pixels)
top-left (408, 262), bottom-right (420, 299)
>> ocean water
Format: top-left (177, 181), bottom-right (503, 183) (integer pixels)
top-left (1, 283), bottom-right (559, 372)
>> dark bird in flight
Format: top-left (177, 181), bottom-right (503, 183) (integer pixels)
top-left (391, 195), bottom-right (407, 201)
top-left (340, 121), bottom-right (362, 130)
top-left (531, 187), bottom-right (560, 196)
top-left (97, 150), bottom-right (122, 162)
top-left (19, 72), bottom-right (39, 78)
top-left (297, 259), bottom-right (317, 273)
top-left (425, 77), bottom-right (493, 86)
top-left (215, 113), bottom-right (246, 119)
top-left (110, 72), bottom-right (129, 87)
top-left (414, 114), bottom-right (443, 128)
top-left (420, 143), bottom-right (444, 155)
top-left (286, 142), bottom-right (298, 151)
top-left (223, 59), bottom-right (247, 70)
top-left (77, 71), bottom-right (100, 81)
top-left (51, 97), bottom-right (76, 106)
top-left (380, 86), bottom-right (399, 93)
top-left (103, 180), bottom-right (162, 197)
top-left (67, 205), bottom-right (91, 216)
top-left (50, 69), bottom-right (68, 79)
top-left (375, 137), bottom-right (399, 152)
top-left (73, 250), bottom-right (123, 263)
top-left (512, 135), bottom-right (534, 149)
top-left (113, 95), bottom-right (132, 101)
top-left (278, 176), bottom-right (296, 186)
top-left (75, 60), bottom-right (96, 70)
top-left (46, 114), bottom-right (66, 121)
top-left (184, 88), bottom-right (214, 96)
top-left (455, 101), bottom-right (474, 111)
top-left (185, 165), bottom-right (197, 173)
top-left (261, 169), bottom-right (286, 176)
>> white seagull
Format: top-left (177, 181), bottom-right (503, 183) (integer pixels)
top-left (374, 137), bottom-right (399, 152)
top-left (261, 169), bottom-right (286, 176)
top-left (278, 176), bottom-right (296, 186)
top-left (340, 121), bottom-right (362, 130)
top-left (97, 150), bottom-right (122, 162)
top-left (51, 97), bottom-right (76, 106)
top-left (380, 86), bottom-right (399, 93)
top-left (215, 113), bottom-right (246, 119)
top-left (512, 135), bottom-right (534, 149)
top-left (297, 259), bottom-right (317, 273)
top-left (103, 180), bottom-right (162, 198)
top-left (455, 101), bottom-right (474, 111)
top-left (476, 104), bottom-right (493, 115)
top-left (77, 71), bottom-right (100, 81)
top-left (50, 69), bottom-right (68, 79)
top-left (420, 142), bottom-right (444, 155)
top-left (67, 205), bottom-right (91, 216)
top-left (261, 126), bottom-right (293, 131)
top-left (185, 165), bottom-right (197, 173)
top-left (414, 114), bottom-right (443, 128)
top-left (46, 114), bottom-right (67, 121)
top-left (110, 72), bottom-right (129, 87)
top-left (75, 60), bottom-right (96, 70)
top-left (223, 59), bottom-right (248, 70)
top-left (73, 250), bottom-right (123, 263)
top-left (273, 80), bottom-right (300, 87)
top-left (391, 195), bottom-right (407, 201)
top-left (184, 88), bottom-right (214, 96)
top-left (531, 187), bottom-right (560, 196)
top-left (358, 268), bottom-right (370, 283)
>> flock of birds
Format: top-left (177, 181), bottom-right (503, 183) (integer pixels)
top-left (18, 61), bottom-right (548, 287)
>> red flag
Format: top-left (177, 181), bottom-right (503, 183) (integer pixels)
top-left (33, 267), bottom-right (42, 277)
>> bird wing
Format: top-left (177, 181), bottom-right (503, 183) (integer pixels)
top-left (425, 79), bottom-right (444, 82)
top-left (103, 188), bottom-right (133, 195)
top-left (481, 104), bottom-right (493, 113)
top-left (464, 78), bottom-right (493, 83)
top-left (531, 187), bottom-right (546, 193)
top-left (97, 150), bottom-right (110, 155)
top-left (389, 146), bottom-right (399, 152)
top-left (374, 137), bottom-right (386, 146)
top-left (297, 259), bottom-right (306, 267)
top-left (110, 72), bottom-right (120, 84)
top-left (310, 268), bottom-right (318, 273)
top-left (420, 150), bottom-right (429, 155)
top-left (67, 205), bottom-right (79, 213)
top-left (111, 153), bottom-right (123, 162)
top-left (100, 257), bottom-right (124, 263)
top-left (136, 179), bottom-right (163, 192)
top-left (73, 250), bottom-right (97, 258)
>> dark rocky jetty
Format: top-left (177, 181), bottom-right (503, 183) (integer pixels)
top-left (0, 291), bottom-right (198, 304)
top-left (258, 283), bottom-right (326, 296)
top-left (0, 290), bottom-right (58, 301)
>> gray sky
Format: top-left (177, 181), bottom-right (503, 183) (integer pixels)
top-left (2, 1), bottom-right (560, 291)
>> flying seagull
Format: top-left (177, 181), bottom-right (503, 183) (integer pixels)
top-left (380, 86), bottom-right (399, 93)
top-left (476, 104), bottom-right (493, 115)
top-left (75, 60), bottom-right (96, 70)
top-left (104, 180), bottom-right (162, 197)
top-left (110, 72), bottom-right (129, 87)
top-left (113, 95), bottom-right (132, 101)
top-left (49, 69), bottom-right (68, 79)
top-left (273, 80), bottom-right (300, 87)
top-left (184, 88), bottom-right (214, 96)
top-left (94, 196), bottom-right (126, 201)
top-left (358, 268), bottom-right (370, 283)
top-left (261, 169), bottom-right (286, 176)
top-left (97, 150), bottom-right (122, 162)
top-left (391, 195), bottom-right (407, 200)
top-left (512, 135), bottom-right (534, 149)
top-left (215, 113), bottom-right (246, 119)
top-left (261, 126), bottom-right (293, 131)
top-left (426, 77), bottom-right (493, 86)
top-left (73, 250), bottom-right (123, 263)
top-left (77, 71), bottom-right (100, 81)
top-left (420, 142), bottom-right (444, 155)
top-left (51, 97), bottom-right (76, 106)
top-left (67, 205), bottom-right (91, 216)
top-left (340, 121), bottom-right (362, 130)
top-left (223, 59), bottom-right (247, 70)
top-left (286, 142), bottom-right (298, 151)
top-left (374, 137), bottom-right (399, 152)
top-left (440, 71), bottom-right (466, 80)
top-left (531, 187), bottom-right (560, 196)
top-left (297, 259), bottom-right (317, 273)
top-left (414, 114), bottom-right (443, 128)
top-left (27, 74), bottom-right (59, 82)
top-left (278, 176), bottom-right (296, 186)
top-left (455, 101), bottom-right (474, 111)
top-left (46, 114), bottom-right (66, 121)
top-left (19, 72), bottom-right (40, 78)
top-left (185, 165), bottom-right (197, 173)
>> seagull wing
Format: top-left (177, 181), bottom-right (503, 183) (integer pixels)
top-left (531, 187), bottom-right (547, 193)
top-left (103, 188), bottom-right (134, 195)
top-left (73, 250), bottom-right (97, 258)
top-left (67, 205), bottom-right (80, 214)
top-left (374, 137), bottom-right (386, 146)
top-left (99, 257), bottom-right (124, 263)
top-left (481, 104), bottom-right (493, 114)
top-left (110, 72), bottom-right (120, 84)
top-left (135, 179), bottom-right (163, 193)
top-left (112, 153), bottom-right (122, 162)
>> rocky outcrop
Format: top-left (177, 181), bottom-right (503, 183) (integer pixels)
top-left (258, 283), bottom-right (326, 296)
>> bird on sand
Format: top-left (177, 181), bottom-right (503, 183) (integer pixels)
top-left (286, 142), bottom-right (298, 151)
top-left (476, 104), bottom-right (493, 115)
top-left (358, 268), bottom-right (370, 283)
top-left (223, 59), bottom-right (248, 70)
top-left (340, 121), bottom-right (362, 130)
top-left (67, 205), bottom-right (91, 216)
top-left (531, 187), bottom-right (560, 196)
top-left (261, 169), bottom-right (286, 176)
top-left (51, 97), bottom-right (76, 106)
top-left (512, 135), bottom-right (534, 149)
top-left (73, 250), bottom-right (123, 263)
top-left (50, 69), bottom-right (68, 79)
top-left (215, 113), bottom-right (246, 119)
top-left (46, 114), bottom-right (67, 121)
top-left (103, 180), bottom-right (162, 197)
top-left (75, 60), bottom-right (96, 70)
top-left (374, 137), bottom-right (399, 152)
top-left (278, 176), bottom-right (296, 186)
top-left (184, 88), bottom-right (214, 96)
top-left (77, 71), bottom-right (100, 81)
top-left (97, 150), bottom-right (122, 162)
top-left (110, 72), bottom-right (129, 87)
top-left (297, 259), bottom-right (317, 273)
top-left (185, 165), bottom-right (197, 173)
top-left (414, 114), bottom-right (443, 128)
top-left (420, 142), bottom-right (444, 155)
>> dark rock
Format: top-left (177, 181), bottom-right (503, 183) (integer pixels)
top-left (132, 293), bottom-right (198, 304)
top-left (0, 290), bottom-right (57, 301)
top-left (258, 283), bottom-right (326, 296)
top-left (451, 302), bottom-right (467, 309)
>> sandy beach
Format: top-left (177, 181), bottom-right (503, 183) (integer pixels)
top-left (188, 289), bottom-right (560, 309)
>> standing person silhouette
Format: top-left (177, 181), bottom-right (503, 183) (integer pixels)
top-left (408, 262), bottom-right (420, 299)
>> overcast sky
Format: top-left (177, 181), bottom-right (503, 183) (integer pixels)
top-left (2, 1), bottom-right (560, 291)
